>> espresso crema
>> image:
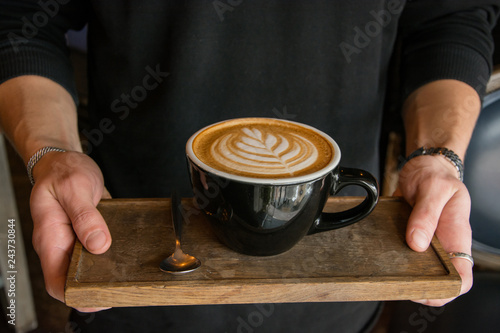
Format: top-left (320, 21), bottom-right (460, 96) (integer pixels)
top-left (191, 118), bottom-right (334, 179)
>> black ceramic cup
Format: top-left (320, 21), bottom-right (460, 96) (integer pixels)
top-left (186, 119), bottom-right (379, 256)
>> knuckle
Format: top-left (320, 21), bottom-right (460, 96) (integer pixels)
top-left (42, 155), bottom-right (102, 190)
top-left (56, 170), bottom-right (90, 189)
top-left (415, 206), bottom-right (441, 226)
top-left (71, 208), bottom-right (96, 229)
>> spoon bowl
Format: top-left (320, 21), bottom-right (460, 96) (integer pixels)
top-left (160, 247), bottom-right (201, 274)
top-left (160, 191), bottom-right (201, 274)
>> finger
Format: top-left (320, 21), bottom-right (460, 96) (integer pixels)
top-left (55, 176), bottom-right (112, 254)
top-left (31, 191), bottom-right (77, 303)
top-left (411, 187), bottom-right (473, 306)
top-left (412, 260), bottom-right (473, 306)
top-left (102, 186), bottom-right (112, 199)
top-left (433, 184), bottom-right (472, 253)
top-left (65, 200), bottom-right (111, 254)
top-left (411, 259), bottom-right (472, 307)
top-left (411, 297), bottom-right (455, 307)
top-left (435, 186), bottom-right (473, 295)
top-left (75, 307), bottom-right (111, 312)
top-left (411, 254), bottom-right (473, 307)
top-left (32, 194), bottom-right (113, 310)
top-left (405, 180), bottom-right (456, 252)
top-left (451, 256), bottom-right (474, 294)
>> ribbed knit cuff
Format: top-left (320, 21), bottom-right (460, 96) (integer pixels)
top-left (0, 39), bottom-right (79, 105)
top-left (402, 43), bottom-right (491, 100)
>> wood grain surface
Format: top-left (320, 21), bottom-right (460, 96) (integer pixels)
top-left (65, 197), bottom-right (461, 308)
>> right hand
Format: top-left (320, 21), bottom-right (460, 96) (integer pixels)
top-left (29, 150), bottom-right (112, 312)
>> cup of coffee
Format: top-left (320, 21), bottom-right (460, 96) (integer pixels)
top-left (186, 118), bottom-right (379, 256)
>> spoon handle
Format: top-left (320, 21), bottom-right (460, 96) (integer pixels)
top-left (171, 190), bottom-right (183, 247)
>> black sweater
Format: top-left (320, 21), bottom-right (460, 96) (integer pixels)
top-left (0, 1), bottom-right (498, 197)
top-left (0, 2), bottom-right (498, 332)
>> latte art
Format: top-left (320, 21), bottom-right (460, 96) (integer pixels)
top-left (211, 128), bottom-right (319, 176)
top-left (191, 118), bottom-right (335, 179)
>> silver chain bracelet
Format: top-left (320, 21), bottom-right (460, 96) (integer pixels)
top-left (26, 146), bottom-right (66, 185)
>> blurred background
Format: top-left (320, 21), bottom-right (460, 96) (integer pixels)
top-left (1, 19), bottom-right (499, 333)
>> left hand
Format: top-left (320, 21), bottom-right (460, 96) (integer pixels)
top-left (395, 154), bottom-right (473, 307)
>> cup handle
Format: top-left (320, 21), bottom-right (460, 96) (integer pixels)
top-left (308, 167), bottom-right (379, 235)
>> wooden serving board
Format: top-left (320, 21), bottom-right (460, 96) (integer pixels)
top-left (65, 197), bottom-right (461, 308)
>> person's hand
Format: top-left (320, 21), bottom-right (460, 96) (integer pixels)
top-left (395, 154), bottom-right (473, 307)
top-left (29, 150), bottom-right (112, 312)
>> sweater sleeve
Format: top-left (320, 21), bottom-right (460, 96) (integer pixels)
top-left (0, 0), bottom-right (89, 104)
top-left (399, 0), bottom-right (499, 99)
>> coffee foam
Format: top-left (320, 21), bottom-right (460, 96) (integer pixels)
top-left (191, 118), bottom-right (335, 179)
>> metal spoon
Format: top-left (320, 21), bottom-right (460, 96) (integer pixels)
top-left (159, 190), bottom-right (201, 274)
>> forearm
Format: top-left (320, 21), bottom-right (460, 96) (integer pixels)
top-left (398, 79), bottom-right (478, 306)
top-left (0, 77), bottom-right (111, 310)
top-left (0, 75), bottom-right (82, 164)
top-left (402, 79), bottom-right (481, 160)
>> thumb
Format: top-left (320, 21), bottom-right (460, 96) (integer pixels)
top-left (58, 186), bottom-right (112, 254)
top-left (405, 187), bottom-right (451, 252)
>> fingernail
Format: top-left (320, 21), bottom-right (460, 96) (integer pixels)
top-left (86, 231), bottom-right (107, 252)
top-left (412, 229), bottom-right (429, 250)
top-left (411, 299), bottom-right (428, 304)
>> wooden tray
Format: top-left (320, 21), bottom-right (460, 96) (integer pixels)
top-left (65, 197), bottom-right (461, 308)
